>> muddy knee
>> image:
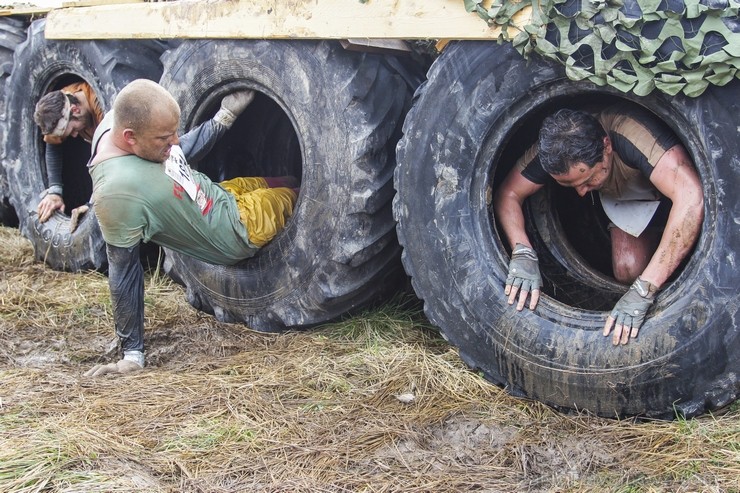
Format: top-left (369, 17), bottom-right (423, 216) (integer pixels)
top-left (610, 227), bottom-right (659, 284)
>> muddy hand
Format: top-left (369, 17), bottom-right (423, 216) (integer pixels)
top-left (603, 278), bottom-right (655, 345)
top-left (69, 204), bottom-right (89, 233)
top-left (37, 194), bottom-right (65, 223)
top-left (84, 359), bottom-right (142, 377)
top-left (505, 243), bottom-right (542, 311)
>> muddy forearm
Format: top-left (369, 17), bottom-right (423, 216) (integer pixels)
top-left (493, 190), bottom-right (532, 250)
top-left (641, 201), bottom-right (703, 288)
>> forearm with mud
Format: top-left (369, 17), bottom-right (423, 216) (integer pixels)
top-left (639, 199), bottom-right (703, 289)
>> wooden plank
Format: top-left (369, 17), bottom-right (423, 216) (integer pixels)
top-left (0, 0), bottom-right (60, 16)
top-left (45, 0), bottom-right (532, 40)
top-left (61, 0), bottom-right (144, 7)
top-left (0, 0), bottom-right (141, 16)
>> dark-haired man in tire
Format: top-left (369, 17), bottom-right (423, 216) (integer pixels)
top-left (494, 106), bottom-right (703, 346)
top-left (83, 79), bottom-right (298, 377)
top-left (33, 82), bottom-right (104, 230)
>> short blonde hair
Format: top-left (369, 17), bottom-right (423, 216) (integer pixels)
top-left (113, 79), bottom-right (180, 134)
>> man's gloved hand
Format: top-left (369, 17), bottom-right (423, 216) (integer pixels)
top-left (84, 359), bottom-right (142, 377)
top-left (603, 277), bottom-right (657, 345)
top-left (69, 204), bottom-right (89, 234)
top-left (505, 243), bottom-right (542, 311)
top-left (37, 193), bottom-right (65, 223)
top-left (214, 90), bottom-right (255, 128)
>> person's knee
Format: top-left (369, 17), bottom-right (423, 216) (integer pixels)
top-left (610, 227), bottom-right (658, 284)
top-left (613, 258), bottom-right (642, 284)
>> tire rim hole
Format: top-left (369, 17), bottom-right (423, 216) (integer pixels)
top-left (490, 94), bottom-right (691, 310)
top-left (191, 90), bottom-right (303, 194)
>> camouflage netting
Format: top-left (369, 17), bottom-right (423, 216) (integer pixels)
top-left (464, 0), bottom-right (740, 97)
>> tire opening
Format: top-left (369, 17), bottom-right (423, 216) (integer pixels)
top-left (41, 75), bottom-right (95, 213)
top-left (491, 93), bottom-right (694, 311)
top-left (186, 90), bottom-right (303, 195)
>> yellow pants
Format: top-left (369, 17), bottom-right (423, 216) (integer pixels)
top-left (220, 177), bottom-right (297, 247)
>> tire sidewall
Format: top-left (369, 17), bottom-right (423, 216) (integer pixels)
top-left (395, 41), bottom-right (739, 417)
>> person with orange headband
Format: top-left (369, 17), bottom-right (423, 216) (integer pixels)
top-left (33, 82), bottom-right (105, 229)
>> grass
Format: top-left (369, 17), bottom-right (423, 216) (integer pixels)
top-left (0, 226), bottom-right (738, 493)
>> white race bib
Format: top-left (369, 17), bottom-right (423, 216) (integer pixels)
top-left (164, 146), bottom-right (198, 200)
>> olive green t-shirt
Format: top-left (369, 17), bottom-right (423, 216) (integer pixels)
top-left (89, 149), bottom-right (258, 265)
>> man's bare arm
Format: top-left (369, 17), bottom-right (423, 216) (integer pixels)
top-left (494, 167), bottom-right (544, 310)
top-left (641, 145), bottom-right (704, 288)
top-left (493, 167), bottom-right (543, 249)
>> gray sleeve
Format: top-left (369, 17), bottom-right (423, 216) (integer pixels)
top-left (45, 143), bottom-right (64, 195)
top-left (106, 243), bottom-right (145, 354)
top-left (178, 119), bottom-right (228, 166)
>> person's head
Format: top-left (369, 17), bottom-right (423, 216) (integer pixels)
top-left (34, 91), bottom-right (92, 140)
top-left (113, 79), bottom-right (180, 163)
top-left (538, 109), bottom-right (612, 196)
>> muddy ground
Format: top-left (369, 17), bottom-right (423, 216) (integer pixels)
top-left (0, 226), bottom-right (738, 492)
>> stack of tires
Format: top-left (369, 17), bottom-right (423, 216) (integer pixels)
top-left (1, 9), bottom-right (736, 420)
top-left (0, 19), bottom-right (419, 331)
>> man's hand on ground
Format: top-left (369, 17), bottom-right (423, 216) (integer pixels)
top-left (505, 243), bottom-right (542, 311)
top-left (84, 359), bottom-right (142, 377)
top-left (37, 194), bottom-right (64, 223)
top-left (69, 204), bottom-right (89, 233)
top-left (603, 278), bottom-right (656, 345)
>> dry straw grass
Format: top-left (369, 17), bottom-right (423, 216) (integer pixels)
top-left (0, 226), bottom-right (738, 492)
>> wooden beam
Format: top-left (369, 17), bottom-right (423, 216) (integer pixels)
top-left (0, 0), bottom-right (138, 17)
top-left (0, 0), bottom-right (60, 16)
top-left (45, 0), bottom-right (532, 40)
top-left (61, 0), bottom-right (144, 7)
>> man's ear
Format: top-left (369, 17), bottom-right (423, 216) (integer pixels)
top-left (122, 128), bottom-right (137, 146)
top-left (603, 135), bottom-right (612, 154)
top-left (70, 104), bottom-right (81, 116)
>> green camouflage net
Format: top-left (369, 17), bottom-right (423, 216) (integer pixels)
top-left (464, 0), bottom-right (740, 97)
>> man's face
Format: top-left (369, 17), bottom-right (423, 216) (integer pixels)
top-left (552, 136), bottom-right (612, 197)
top-left (130, 110), bottom-right (180, 163)
top-left (62, 114), bottom-right (89, 139)
top-left (553, 160), bottom-right (611, 197)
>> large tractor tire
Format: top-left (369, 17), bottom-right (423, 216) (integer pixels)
top-left (160, 39), bottom-right (415, 331)
top-left (0, 16), bottom-right (28, 227)
top-left (394, 41), bottom-right (739, 419)
top-left (1, 19), bottom-right (168, 271)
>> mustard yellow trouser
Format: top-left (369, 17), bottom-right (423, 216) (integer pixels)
top-left (220, 177), bottom-right (297, 247)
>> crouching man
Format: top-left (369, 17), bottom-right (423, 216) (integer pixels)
top-left (85, 79), bottom-right (297, 376)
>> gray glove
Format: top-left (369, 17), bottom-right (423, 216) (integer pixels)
top-left (214, 90), bottom-right (255, 128)
top-left (505, 243), bottom-right (542, 311)
top-left (603, 277), bottom-right (657, 345)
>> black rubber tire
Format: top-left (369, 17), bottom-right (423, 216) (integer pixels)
top-left (159, 39), bottom-right (413, 331)
top-left (1, 19), bottom-right (168, 271)
top-left (394, 41), bottom-right (739, 419)
top-left (0, 16), bottom-right (28, 227)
